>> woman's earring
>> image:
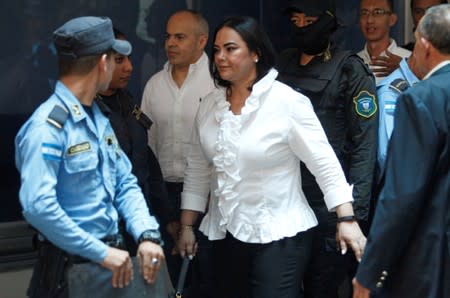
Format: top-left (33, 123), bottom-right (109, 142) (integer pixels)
top-left (254, 58), bottom-right (259, 63)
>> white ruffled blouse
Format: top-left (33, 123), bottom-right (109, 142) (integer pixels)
top-left (181, 68), bottom-right (353, 243)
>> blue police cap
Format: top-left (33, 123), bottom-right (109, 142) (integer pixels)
top-left (283, 0), bottom-right (334, 16)
top-left (53, 16), bottom-right (132, 59)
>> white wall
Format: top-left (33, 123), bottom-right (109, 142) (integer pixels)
top-left (404, 0), bottom-right (415, 45)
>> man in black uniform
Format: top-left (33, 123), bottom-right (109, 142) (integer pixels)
top-left (95, 29), bottom-right (171, 255)
top-left (277, 1), bottom-right (378, 297)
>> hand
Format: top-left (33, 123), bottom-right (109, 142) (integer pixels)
top-left (352, 278), bottom-right (370, 298)
top-left (177, 225), bottom-right (197, 259)
top-left (336, 221), bottom-right (366, 262)
top-left (137, 241), bottom-right (165, 284)
top-left (370, 50), bottom-right (402, 77)
top-left (166, 221), bottom-right (180, 255)
top-left (100, 247), bottom-right (133, 288)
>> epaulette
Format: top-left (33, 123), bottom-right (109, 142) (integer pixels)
top-left (47, 105), bottom-right (69, 129)
top-left (389, 78), bottom-right (410, 94)
top-left (132, 105), bottom-right (153, 129)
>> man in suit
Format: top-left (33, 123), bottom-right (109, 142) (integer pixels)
top-left (353, 4), bottom-right (450, 298)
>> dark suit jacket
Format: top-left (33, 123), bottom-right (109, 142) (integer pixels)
top-left (356, 64), bottom-right (450, 298)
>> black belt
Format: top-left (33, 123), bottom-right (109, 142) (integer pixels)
top-left (36, 233), bottom-right (126, 264)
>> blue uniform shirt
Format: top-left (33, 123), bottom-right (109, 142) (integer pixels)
top-left (376, 58), bottom-right (419, 173)
top-left (15, 81), bottom-right (159, 262)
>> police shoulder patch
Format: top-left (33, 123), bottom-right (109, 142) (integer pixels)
top-left (132, 105), bottom-right (152, 129)
top-left (353, 90), bottom-right (377, 118)
top-left (389, 78), bottom-right (409, 93)
top-left (47, 105), bottom-right (69, 129)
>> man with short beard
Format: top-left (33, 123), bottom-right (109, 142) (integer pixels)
top-left (277, 0), bottom-right (378, 297)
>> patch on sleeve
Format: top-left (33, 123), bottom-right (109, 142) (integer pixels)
top-left (42, 143), bottom-right (63, 161)
top-left (68, 142), bottom-right (91, 155)
top-left (384, 100), bottom-right (396, 115)
top-left (353, 90), bottom-right (377, 118)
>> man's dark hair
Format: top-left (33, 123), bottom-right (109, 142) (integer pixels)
top-left (382, 0), bottom-right (394, 12)
top-left (209, 16), bottom-right (276, 90)
top-left (417, 4), bottom-right (450, 54)
top-left (361, 0), bottom-right (394, 12)
top-left (58, 50), bottom-right (114, 77)
top-left (410, 0), bottom-right (447, 10)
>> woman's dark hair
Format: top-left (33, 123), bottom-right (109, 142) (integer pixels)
top-left (209, 16), bottom-right (276, 89)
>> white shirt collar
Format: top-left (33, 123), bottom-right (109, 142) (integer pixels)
top-left (164, 52), bottom-right (208, 74)
top-left (423, 60), bottom-right (450, 80)
top-left (362, 38), bottom-right (398, 58)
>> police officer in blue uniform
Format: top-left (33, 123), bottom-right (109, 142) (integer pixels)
top-left (376, 57), bottom-right (419, 174)
top-left (15, 16), bottom-right (164, 297)
top-left (277, 0), bottom-right (378, 297)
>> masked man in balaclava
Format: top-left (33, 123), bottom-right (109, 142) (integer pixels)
top-left (277, 1), bottom-right (378, 297)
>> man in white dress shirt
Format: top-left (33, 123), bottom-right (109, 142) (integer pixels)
top-left (140, 9), bottom-right (215, 295)
top-left (357, 0), bottom-right (411, 84)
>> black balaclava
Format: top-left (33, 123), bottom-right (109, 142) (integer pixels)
top-left (293, 11), bottom-right (337, 56)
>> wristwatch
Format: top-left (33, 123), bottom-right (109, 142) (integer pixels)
top-left (138, 229), bottom-right (163, 246)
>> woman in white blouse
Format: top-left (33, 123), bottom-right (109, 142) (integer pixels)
top-left (177, 16), bottom-right (366, 297)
